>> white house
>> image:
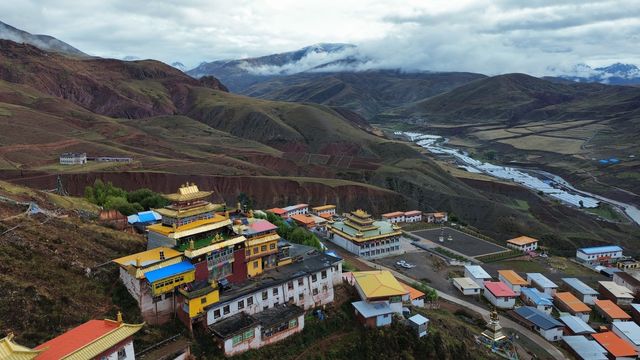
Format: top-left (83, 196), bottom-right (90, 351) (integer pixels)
top-left (514, 306), bottom-right (564, 342)
top-left (352, 301), bottom-right (395, 328)
top-left (452, 277), bottom-right (482, 296)
top-left (464, 265), bottom-right (492, 289)
top-left (381, 211), bottom-right (405, 223)
top-left (598, 281), bottom-right (635, 306)
top-left (206, 252), bottom-right (342, 327)
top-left (425, 212), bottom-right (448, 223)
top-left (562, 277), bottom-right (599, 305)
top-left (282, 204), bottom-right (309, 217)
top-left (209, 304), bottom-right (305, 356)
top-left (483, 281), bottom-right (516, 309)
top-left (506, 236), bottom-right (539, 252)
top-left (521, 287), bottom-right (553, 314)
top-left (527, 273), bottom-right (558, 296)
top-left (576, 245), bottom-right (624, 265)
top-left (403, 211), bottom-right (422, 223)
top-left (612, 321), bottom-right (640, 353)
top-left (311, 205), bottom-right (336, 217)
top-left (59, 152), bottom-right (87, 165)
top-left (408, 314), bottom-right (429, 338)
top-left (498, 270), bottom-right (528, 296)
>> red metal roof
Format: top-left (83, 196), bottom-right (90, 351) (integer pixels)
top-left (249, 219), bottom-right (277, 233)
top-left (34, 320), bottom-right (120, 359)
top-left (382, 211), bottom-right (405, 218)
top-left (484, 281), bottom-right (516, 297)
top-left (592, 331), bottom-right (637, 358)
top-left (267, 208), bottom-right (286, 215)
top-left (404, 210), bottom-right (422, 216)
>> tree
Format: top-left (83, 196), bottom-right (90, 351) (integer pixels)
top-left (103, 196), bottom-right (143, 216)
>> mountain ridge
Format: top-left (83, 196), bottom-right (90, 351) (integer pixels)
top-left (0, 20), bottom-right (86, 56)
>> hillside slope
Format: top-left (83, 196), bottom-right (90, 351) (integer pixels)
top-left (0, 21), bottom-right (86, 56)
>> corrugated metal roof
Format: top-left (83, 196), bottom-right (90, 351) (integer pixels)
top-left (592, 331), bottom-right (637, 358)
top-left (514, 306), bottom-right (563, 330)
top-left (408, 314), bottom-right (429, 325)
top-left (527, 273), bottom-right (558, 288)
top-left (145, 261), bottom-right (195, 283)
top-left (0, 334), bottom-right (41, 360)
top-left (555, 292), bottom-right (591, 313)
top-left (598, 281), bottom-right (634, 299)
top-left (351, 301), bottom-right (394, 318)
top-left (484, 281), bottom-right (516, 297)
top-left (562, 278), bottom-right (599, 295)
top-left (498, 270), bottom-right (528, 285)
top-left (353, 271), bottom-right (408, 299)
top-left (612, 321), bottom-right (640, 346)
top-left (521, 287), bottom-right (553, 306)
top-left (594, 300), bottom-right (631, 320)
top-left (578, 245), bottom-right (623, 255)
top-left (562, 336), bottom-right (607, 360)
top-left (452, 277), bottom-right (481, 290)
top-left (464, 265), bottom-right (491, 279)
top-left (559, 315), bottom-right (595, 334)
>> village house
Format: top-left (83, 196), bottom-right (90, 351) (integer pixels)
top-left (209, 304), bottom-right (305, 357)
top-left (424, 212), bottom-right (448, 223)
top-left (618, 259), bottom-right (640, 270)
top-left (592, 331), bottom-right (638, 360)
top-left (612, 321), bottom-right (640, 353)
top-left (631, 304), bottom-right (640, 324)
top-left (527, 273), bottom-right (558, 296)
top-left (599, 281), bottom-right (635, 306)
top-left (554, 292), bottom-right (591, 322)
top-left (483, 281), bottom-right (516, 309)
top-left (381, 211), bottom-right (405, 224)
top-left (403, 210), bottom-right (422, 223)
top-left (281, 204), bottom-right (309, 218)
top-left (266, 207), bottom-right (287, 217)
top-left (562, 277), bottom-right (599, 305)
top-left (408, 314), bottom-right (429, 338)
top-left (613, 272), bottom-right (640, 298)
top-left (351, 271), bottom-right (408, 327)
top-left (562, 336), bottom-right (608, 360)
top-left (464, 265), bottom-right (492, 289)
top-left (311, 204), bottom-right (336, 218)
top-left (327, 209), bottom-right (402, 259)
top-left (402, 283), bottom-right (426, 307)
top-left (290, 213), bottom-right (328, 232)
top-left (506, 236), bottom-right (539, 252)
top-left (521, 287), bottom-right (553, 313)
top-left (452, 277), bottom-right (482, 296)
top-left (594, 299), bottom-right (632, 323)
top-left (498, 270), bottom-right (528, 295)
top-left (59, 152), bottom-right (87, 165)
top-left (576, 245), bottom-right (624, 266)
top-left (513, 306), bottom-right (564, 341)
top-left (559, 315), bottom-right (595, 336)
top-left (99, 209), bottom-right (129, 231)
top-left (34, 313), bottom-right (143, 360)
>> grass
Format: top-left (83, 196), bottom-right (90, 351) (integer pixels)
top-left (476, 250), bottom-right (522, 263)
top-left (547, 257), bottom-right (595, 277)
top-left (498, 135), bottom-right (584, 155)
top-left (492, 259), bottom-right (546, 273)
top-left (433, 247), bottom-right (468, 261)
top-left (584, 204), bottom-right (626, 222)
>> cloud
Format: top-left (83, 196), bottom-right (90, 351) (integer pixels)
top-left (0, 0), bottom-right (638, 75)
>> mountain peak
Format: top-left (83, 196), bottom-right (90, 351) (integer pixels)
top-left (0, 20), bottom-right (87, 56)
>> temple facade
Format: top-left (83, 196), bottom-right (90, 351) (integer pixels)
top-left (327, 210), bottom-right (402, 259)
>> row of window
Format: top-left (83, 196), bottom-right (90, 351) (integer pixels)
top-left (153, 275), bottom-right (185, 289)
top-left (162, 212), bottom-right (214, 227)
top-left (361, 246), bottom-right (400, 257)
top-left (584, 252), bottom-right (621, 259)
top-left (263, 318), bottom-right (298, 338)
top-left (246, 243), bottom-right (277, 257)
top-left (361, 238), bottom-right (400, 248)
top-left (232, 329), bottom-right (255, 346)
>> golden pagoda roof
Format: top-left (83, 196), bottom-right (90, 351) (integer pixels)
top-left (146, 217), bottom-right (231, 237)
top-left (0, 333), bottom-right (41, 360)
top-left (351, 209), bottom-right (371, 218)
top-left (155, 203), bottom-right (219, 219)
top-left (163, 184), bottom-right (212, 202)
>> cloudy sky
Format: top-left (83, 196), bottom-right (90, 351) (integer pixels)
top-left (1, 0), bottom-right (639, 75)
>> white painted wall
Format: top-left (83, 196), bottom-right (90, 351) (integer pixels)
top-left (221, 313), bottom-right (305, 356)
top-left (538, 327), bottom-right (563, 342)
top-left (483, 290), bottom-right (515, 309)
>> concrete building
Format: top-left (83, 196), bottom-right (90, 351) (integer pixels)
top-left (506, 236), bottom-right (539, 252)
top-left (613, 272), bottom-right (640, 298)
top-left (562, 277), bottom-right (599, 305)
top-left (592, 331), bottom-right (638, 360)
top-left (527, 273), bottom-right (558, 296)
top-left (483, 281), bottom-right (516, 309)
top-left (408, 314), bottom-right (429, 338)
top-left (351, 270), bottom-right (408, 327)
top-left (594, 300), bottom-right (632, 323)
top-left (403, 210), bottom-right (422, 223)
top-left (521, 287), bottom-right (553, 314)
top-left (452, 277), bottom-right (482, 296)
top-left (282, 204), bottom-right (309, 217)
top-left (327, 209), bottom-right (402, 259)
top-left (402, 283), bottom-right (426, 307)
top-left (209, 304), bottom-right (304, 357)
top-left (381, 211), bottom-right (405, 224)
top-left (612, 321), bottom-right (640, 353)
top-left (464, 265), bottom-right (492, 289)
top-left (352, 301), bottom-right (395, 328)
top-left (599, 281), bottom-right (635, 306)
top-left (424, 212), bottom-right (448, 223)
top-left (554, 292), bottom-right (591, 322)
top-left (631, 304), bottom-right (640, 324)
top-left (559, 315), bottom-right (595, 336)
top-left (311, 205), bottom-right (336, 218)
top-left (618, 259), bottom-right (640, 270)
top-left (498, 270), bottom-right (528, 295)
top-left (576, 245), bottom-right (624, 265)
top-left (59, 152), bottom-right (87, 165)
top-left (562, 336), bottom-right (607, 360)
top-left (513, 306), bottom-right (564, 342)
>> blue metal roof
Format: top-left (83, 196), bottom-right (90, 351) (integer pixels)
top-left (145, 261), bottom-right (194, 283)
top-left (527, 273), bottom-right (558, 288)
top-left (514, 306), bottom-right (563, 330)
top-left (559, 315), bottom-right (595, 334)
top-left (578, 245), bottom-right (623, 255)
top-left (521, 287), bottom-right (553, 306)
top-left (138, 211), bottom-right (160, 223)
top-left (563, 336), bottom-right (607, 360)
top-left (562, 278), bottom-right (599, 295)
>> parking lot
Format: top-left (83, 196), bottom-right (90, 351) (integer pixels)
top-left (410, 227), bottom-right (508, 257)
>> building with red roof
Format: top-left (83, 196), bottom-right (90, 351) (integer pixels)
top-left (267, 208), bottom-right (287, 216)
top-left (483, 281), bottom-right (516, 309)
top-left (34, 313), bottom-right (143, 360)
top-left (592, 331), bottom-right (638, 360)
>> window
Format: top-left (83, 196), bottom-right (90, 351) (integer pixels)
top-left (321, 270), bottom-right (327, 279)
top-left (288, 281), bottom-right (294, 290)
top-left (223, 305), bottom-right (230, 315)
top-left (261, 245), bottom-right (267, 252)
top-left (117, 347), bottom-right (127, 360)
top-left (246, 249), bottom-right (251, 256)
top-left (262, 291), bottom-right (268, 300)
top-left (299, 293), bottom-right (304, 301)
top-left (270, 243), bottom-right (276, 250)
top-left (254, 246), bottom-right (259, 254)
top-left (273, 287), bottom-right (279, 296)
top-left (312, 288), bottom-right (318, 295)
top-left (253, 261), bottom-right (259, 269)
top-left (289, 318), bottom-right (298, 328)
top-left (232, 334), bottom-right (243, 346)
top-left (311, 274), bottom-right (317, 283)
top-left (214, 309), bottom-right (221, 319)
top-left (322, 285), bottom-right (328, 292)
top-left (247, 297), bottom-right (254, 306)
top-left (201, 297), bottom-right (207, 304)
top-left (244, 329), bottom-right (255, 341)
top-left (298, 278), bottom-right (304, 286)
top-left (238, 300), bottom-right (244, 309)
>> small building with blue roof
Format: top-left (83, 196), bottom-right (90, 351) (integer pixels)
top-left (513, 306), bottom-right (564, 341)
top-left (145, 261), bottom-right (196, 296)
top-left (562, 278), bottom-right (599, 305)
top-left (521, 287), bottom-right (553, 313)
top-left (576, 245), bottom-right (623, 265)
top-left (527, 273), bottom-right (558, 296)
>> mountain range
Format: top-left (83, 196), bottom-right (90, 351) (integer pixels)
top-left (0, 20), bottom-right (86, 56)
top-left (554, 63), bottom-right (640, 85)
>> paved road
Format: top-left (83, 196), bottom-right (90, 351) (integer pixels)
top-left (356, 257), bottom-right (566, 360)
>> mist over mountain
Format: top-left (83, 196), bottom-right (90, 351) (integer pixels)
top-left (552, 63), bottom-right (640, 85)
top-left (0, 20), bottom-right (86, 56)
